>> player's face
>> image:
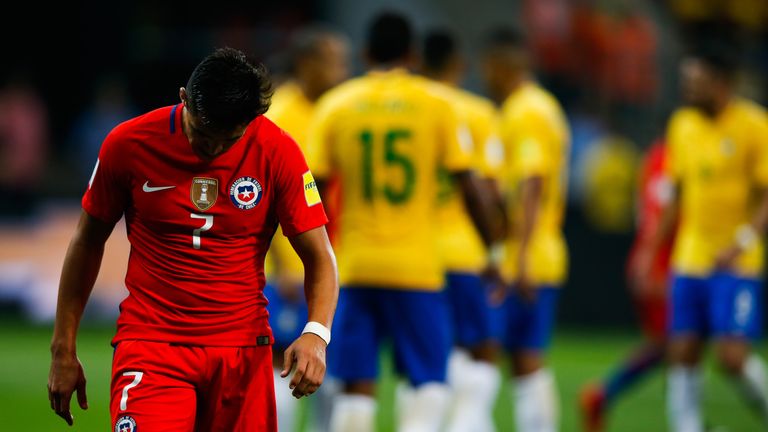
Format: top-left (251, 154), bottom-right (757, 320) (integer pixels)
top-left (306, 37), bottom-right (350, 95)
top-left (186, 115), bottom-right (247, 160)
top-left (680, 58), bottom-right (719, 112)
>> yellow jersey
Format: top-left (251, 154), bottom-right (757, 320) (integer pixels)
top-left (434, 84), bottom-right (502, 273)
top-left (307, 69), bottom-right (472, 290)
top-left (264, 81), bottom-right (315, 282)
top-left (500, 82), bottom-right (570, 286)
top-left (666, 98), bottom-right (768, 277)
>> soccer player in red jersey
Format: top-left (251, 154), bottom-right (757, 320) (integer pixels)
top-left (47, 48), bottom-right (339, 432)
top-left (580, 139), bottom-right (674, 432)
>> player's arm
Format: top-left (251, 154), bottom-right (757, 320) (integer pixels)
top-left (715, 187), bottom-right (768, 269)
top-left (49, 211), bottom-right (117, 425)
top-left (281, 226), bottom-right (338, 399)
top-left (631, 182), bottom-right (679, 281)
top-left (716, 117), bottom-right (768, 269)
top-left (515, 175), bottom-right (543, 300)
top-left (455, 170), bottom-right (505, 246)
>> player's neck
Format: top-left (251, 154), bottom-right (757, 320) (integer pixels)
top-left (711, 94), bottom-right (733, 118)
top-left (423, 71), bottom-right (460, 87)
top-left (296, 80), bottom-right (323, 103)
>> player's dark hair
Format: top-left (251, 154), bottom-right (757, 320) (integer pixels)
top-left (423, 29), bottom-right (458, 73)
top-left (689, 41), bottom-right (740, 81)
top-left (367, 11), bottom-right (413, 64)
top-left (185, 47), bottom-right (272, 131)
top-left (483, 26), bottom-right (527, 53)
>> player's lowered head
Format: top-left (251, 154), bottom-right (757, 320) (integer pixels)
top-left (481, 26), bottom-right (529, 106)
top-left (680, 42), bottom-right (739, 117)
top-left (289, 26), bottom-right (350, 101)
top-left (364, 11), bottom-right (416, 71)
top-left (179, 47), bottom-right (272, 161)
top-left (421, 29), bottom-right (465, 87)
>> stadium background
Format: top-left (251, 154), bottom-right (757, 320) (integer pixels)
top-left (1, 0), bottom-right (767, 430)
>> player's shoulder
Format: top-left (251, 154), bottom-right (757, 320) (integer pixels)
top-left (315, 75), bottom-right (369, 109)
top-left (731, 98), bottom-right (768, 124)
top-left (502, 83), bottom-right (563, 124)
top-left (267, 82), bottom-right (297, 114)
top-left (112, 105), bottom-right (174, 134)
top-left (460, 88), bottom-right (496, 114)
top-left (103, 105), bottom-right (176, 150)
top-left (667, 107), bottom-right (700, 129)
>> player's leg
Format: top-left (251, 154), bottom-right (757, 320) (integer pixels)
top-left (387, 289), bottom-right (452, 432)
top-left (264, 282), bottom-right (308, 432)
top-left (328, 287), bottom-right (380, 432)
top-left (667, 275), bottom-right (707, 432)
top-left (110, 340), bottom-right (198, 432)
top-left (195, 344), bottom-right (277, 432)
top-left (444, 272), bottom-right (501, 432)
top-left (505, 287), bottom-right (560, 432)
top-left (710, 273), bottom-right (768, 424)
top-left (580, 294), bottom-right (667, 432)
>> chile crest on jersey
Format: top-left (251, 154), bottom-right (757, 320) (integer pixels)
top-left (229, 176), bottom-right (263, 210)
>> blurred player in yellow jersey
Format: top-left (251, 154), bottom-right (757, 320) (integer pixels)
top-left (636, 45), bottom-right (768, 432)
top-left (307, 12), bottom-right (498, 432)
top-left (263, 26), bottom-right (349, 432)
top-left (420, 29), bottom-right (505, 432)
top-left (482, 27), bottom-right (570, 432)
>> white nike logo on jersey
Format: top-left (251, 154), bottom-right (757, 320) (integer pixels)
top-left (142, 181), bottom-right (176, 192)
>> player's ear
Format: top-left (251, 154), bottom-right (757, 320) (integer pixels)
top-left (179, 87), bottom-right (188, 105)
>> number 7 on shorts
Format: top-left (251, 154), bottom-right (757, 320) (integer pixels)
top-left (120, 371), bottom-right (144, 411)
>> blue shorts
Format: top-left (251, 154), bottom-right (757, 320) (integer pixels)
top-left (670, 272), bottom-right (763, 340)
top-left (328, 287), bottom-right (451, 386)
top-left (499, 287), bottom-right (560, 352)
top-left (264, 283), bottom-right (308, 350)
top-left (445, 272), bottom-right (498, 347)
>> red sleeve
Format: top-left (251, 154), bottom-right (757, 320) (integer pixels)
top-left (272, 133), bottom-right (329, 237)
top-left (81, 127), bottom-right (130, 224)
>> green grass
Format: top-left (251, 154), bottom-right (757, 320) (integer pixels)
top-left (1, 322), bottom-right (765, 431)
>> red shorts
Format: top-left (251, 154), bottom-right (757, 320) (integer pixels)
top-left (634, 295), bottom-right (668, 343)
top-left (110, 340), bottom-right (276, 432)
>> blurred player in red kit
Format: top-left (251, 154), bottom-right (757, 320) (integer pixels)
top-left (580, 139), bottom-right (674, 431)
top-left (47, 48), bottom-right (339, 432)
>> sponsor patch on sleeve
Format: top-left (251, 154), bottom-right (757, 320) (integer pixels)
top-left (303, 171), bottom-right (322, 207)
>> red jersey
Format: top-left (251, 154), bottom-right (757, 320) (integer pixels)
top-left (627, 140), bottom-right (674, 283)
top-left (83, 105), bottom-right (328, 347)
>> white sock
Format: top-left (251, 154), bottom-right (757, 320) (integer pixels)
top-left (308, 376), bottom-right (340, 432)
top-left (395, 381), bottom-right (415, 422)
top-left (447, 352), bottom-right (500, 432)
top-left (667, 366), bottom-right (703, 432)
top-left (513, 369), bottom-right (558, 432)
top-left (274, 368), bottom-right (299, 432)
top-left (329, 394), bottom-right (376, 432)
top-left (398, 382), bottom-right (451, 432)
top-left (733, 354), bottom-right (768, 424)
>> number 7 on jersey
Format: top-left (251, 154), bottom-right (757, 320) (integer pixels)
top-left (190, 213), bottom-right (213, 249)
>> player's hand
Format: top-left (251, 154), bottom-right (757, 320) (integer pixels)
top-left (48, 352), bottom-right (88, 426)
top-left (281, 333), bottom-right (327, 399)
top-left (515, 273), bottom-right (537, 303)
top-left (514, 254), bottom-right (536, 303)
top-left (484, 263), bottom-right (509, 305)
top-left (715, 244), bottom-right (743, 271)
top-left (630, 245), bottom-right (654, 287)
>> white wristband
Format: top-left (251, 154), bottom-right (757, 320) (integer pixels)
top-left (302, 321), bottom-right (331, 345)
top-left (488, 243), bottom-right (504, 266)
top-left (736, 224), bottom-right (759, 250)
